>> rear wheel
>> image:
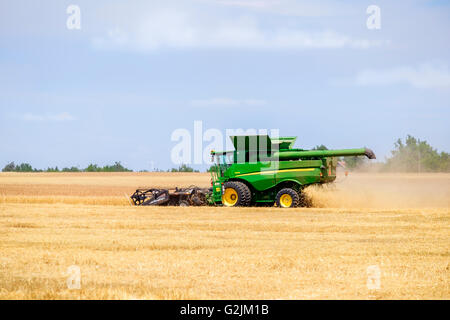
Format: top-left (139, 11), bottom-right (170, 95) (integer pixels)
top-left (276, 188), bottom-right (299, 208)
top-left (222, 181), bottom-right (251, 207)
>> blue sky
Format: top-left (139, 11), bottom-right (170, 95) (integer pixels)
top-left (1, 0), bottom-right (449, 170)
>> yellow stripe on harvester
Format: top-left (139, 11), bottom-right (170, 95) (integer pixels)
top-left (235, 168), bottom-right (315, 177)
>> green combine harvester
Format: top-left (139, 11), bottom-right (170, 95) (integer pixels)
top-left (131, 135), bottom-right (376, 208)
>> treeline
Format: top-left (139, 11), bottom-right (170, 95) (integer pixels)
top-left (2, 161), bottom-right (200, 173)
top-left (384, 135), bottom-right (449, 172)
top-left (169, 164), bottom-right (200, 172)
top-left (140, 164), bottom-right (200, 172)
top-left (1, 161), bottom-right (132, 172)
top-left (341, 135), bottom-right (449, 172)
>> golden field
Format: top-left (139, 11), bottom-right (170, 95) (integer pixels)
top-left (0, 172), bottom-right (448, 299)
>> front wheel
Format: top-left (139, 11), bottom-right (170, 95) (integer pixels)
top-left (222, 181), bottom-right (251, 207)
top-left (276, 188), bottom-right (299, 208)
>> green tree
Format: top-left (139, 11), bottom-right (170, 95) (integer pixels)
top-left (62, 166), bottom-right (81, 172)
top-left (2, 162), bottom-right (16, 172)
top-left (312, 144), bottom-right (328, 150)
top-left (17, 163), bottom-right (34, 172)
top-left (84, 162), bottom-right (131, 172)
top-left (385, 135), bottom-right (450, 172)
top-left (170, 164), bottom-right (198, 172)
top-left (85, 164), bottom-right (101, 172)
top-left (102, 161), bottom-right (132, 172)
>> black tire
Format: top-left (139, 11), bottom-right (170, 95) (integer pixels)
top-left (222, 181), bottom-right (251, 207)
top-left (275, 188), bottom-right (299, 208)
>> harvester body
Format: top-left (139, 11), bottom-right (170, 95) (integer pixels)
top-left (209, 135), bottom-right (375, 207)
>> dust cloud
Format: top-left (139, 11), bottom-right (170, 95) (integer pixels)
top-left (304, 173), bottom-right (450, 209)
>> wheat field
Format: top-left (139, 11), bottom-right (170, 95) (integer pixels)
top-left (0, 172), bottom-right (448, 299)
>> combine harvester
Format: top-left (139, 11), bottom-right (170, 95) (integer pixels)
top-left (131, 135), bottom-right (375, 208)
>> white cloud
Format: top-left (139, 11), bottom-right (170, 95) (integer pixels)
top-left (21, 112), bottom-right (76, 122)
top-left (353, 63), bottom-right (450, 89)
top-left (190, 98), bottom-right (267, 107)
top-left (92, 4), bottom-right (383, 52)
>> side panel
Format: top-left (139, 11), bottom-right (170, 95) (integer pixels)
top-left (226, 161), bottom-right (275, 191)
top-left (275, 160), bottom-right (323, 186)
top-left (225, 160), bottom-right (323, 191)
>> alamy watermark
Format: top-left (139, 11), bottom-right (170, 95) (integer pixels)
top-left (366, 5), bottom-right (381, 30)
top-left (66, 265), bottom-right (81, 289)
top-left (66, 5), bottom-right (81, 30)
top-left (65, 5), bottom-right (380, 32)
top-left (170, 120), bottom-right (280, 167)
top-left (366, 265), bottom-right (381, 290)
